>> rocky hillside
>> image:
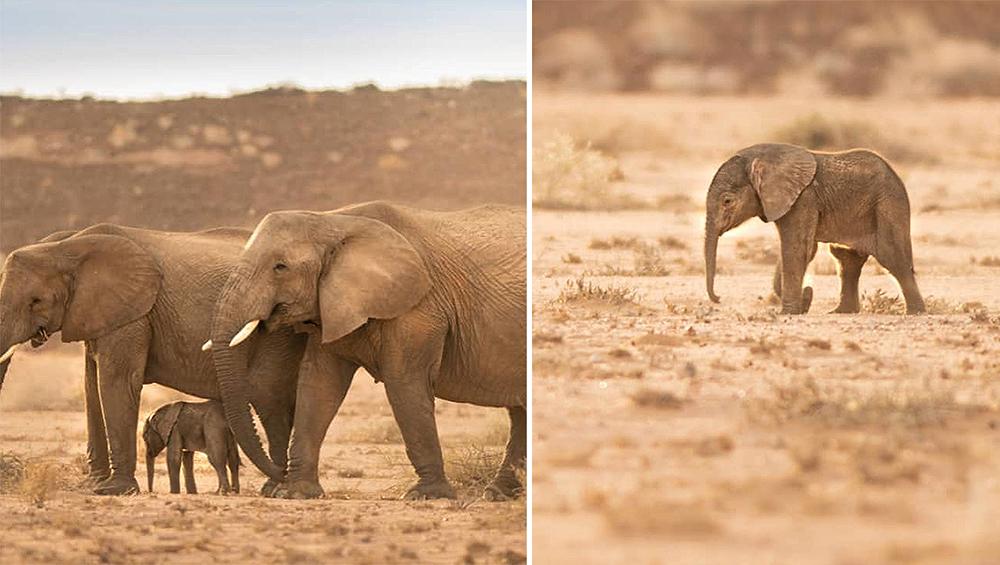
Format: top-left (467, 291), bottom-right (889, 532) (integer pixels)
top-left (0, 81), bottom-right (526, 251)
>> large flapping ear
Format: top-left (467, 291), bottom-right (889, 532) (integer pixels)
top-left (737, 144), bottom-right (817, 222)
top-left (316, 215), bottom-right (431, 343)
top-left (56, 234), bottom-right (162, 342)
top-left (151, 403), bottom-right (183, 443)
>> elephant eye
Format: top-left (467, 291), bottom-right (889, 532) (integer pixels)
top-left (29, 297), bottom-right (42, 307)
top-left (722, 196), bottom-right (735, 206)
top-left (273, 262), bottom-right (289, 273)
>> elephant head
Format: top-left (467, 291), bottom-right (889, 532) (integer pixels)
top-left (142, 403), bottom-right (182, 492)
top-left (206, 210), bottom-right (431, 480)
top-left (704, 143), bottom-right (816, 303)
top-left (0, 234), bottom-right (161, 396)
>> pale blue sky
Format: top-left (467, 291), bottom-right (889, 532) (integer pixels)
top-left (0, 1), bottom-right (526, 99)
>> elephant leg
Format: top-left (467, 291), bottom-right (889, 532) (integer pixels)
top-left (277, 339), bottom-right (356, 500)
top-left (772, 259), bottom-right (782, 298)
top-left (253, 404), bottom-right (292, 496)
top-left (206, 443), bottom-right (230, 494)
top-left (485, 406), bottom-right (526, 501)
top-left (182, 451), bottom-right (197, 494)
top-left (83, 344), bottom-right (111, 484)
top-left (777, 218), bottom-right (818, 315)
top-left (829, 245), bottom-right (868, 313)
top-left (249, 331), bottom-right (304, 496)
top-left (384, 375), bottom-right (454, 500)
top-left (227, 438), bottom-right (240, 494)
top-left (166, 438), bottom-right (182, 494)
top-left (92, 322), bottom-right (150, 496)
top-left (874, 220), bottom-right (925, 314)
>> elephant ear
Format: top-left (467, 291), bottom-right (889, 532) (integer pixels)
top-left (152, 403), bottom-right (183, 443)
top-left (57, 234), bottom-right (162, 342)
top-left (738, 144), bottom-right (817, 222)
top-left (317, 215), bottom-right (431, 343)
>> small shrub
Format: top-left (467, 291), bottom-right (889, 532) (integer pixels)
top-left (657, 236), bottom-right (688, 250)
top-left (444, 445), bottom-right (505, 496)
top-left (557, 277), bottom-right (639, 305)
top-left (562, 253), bottom-right (582, 264)
top-left (20, 460), bottom-right (67, 504)
top-left (863, 288), bottom-right (904, 315)
top-left (772, 113), bottom-right (928, 163)
top-left (0, 452), bottom-right (26, 494)
top-left (632, 387), bottom-right (686, 409)
top-left (533, 133), bottom-right (630, 210)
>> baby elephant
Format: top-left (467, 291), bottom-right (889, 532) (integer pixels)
top-left (704, 143), bottom-right (925, 315)
top-left (143, 400), bottom-right (240, 494)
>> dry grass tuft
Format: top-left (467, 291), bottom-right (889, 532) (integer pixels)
top-left (444, 445), bottom-right (505, 496)
top-left (632, 387), bottom-right (686, 409)
top-left (749, 379), bottom-right (982, 430)
top-left (20, 460), bottom-right (69, 504)
top-left (863, 289), bottom-right (905, 315)
top-left (557, 277), bottom-right (640, 305)
top-left (0, 452), bottom-right (26, 494)
top-left (533, 134), bottom-right (639, 210)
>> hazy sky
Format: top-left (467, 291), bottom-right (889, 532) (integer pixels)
top-left (0, 1), bottom-right (526, 99)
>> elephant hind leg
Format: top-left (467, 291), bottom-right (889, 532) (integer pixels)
top-left (829, 245), bottom-right (868, 313)
top-left (874, 217), bottom-right (925, 314)
top-left (182, 451), bottom-right (197, 494)
top-left (485, 406), bottom-right (526, 501)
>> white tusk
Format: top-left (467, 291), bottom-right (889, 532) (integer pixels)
top-left (201, 340), bottom-right (214, 352)
top-left (228, 320), bottom-right (260, 348)
top-left (0, 345), bottom-right (16, 364)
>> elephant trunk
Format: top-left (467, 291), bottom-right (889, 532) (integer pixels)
top-left (704, 215), bottom-right (721, 303)
top-left (210, 271), bottom-right (284, 482)
top-left (146, 452), bottom-right (155, 492)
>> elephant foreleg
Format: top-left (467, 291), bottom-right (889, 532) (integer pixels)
top-left (277, 339), bottom-right (356, 499)
top-left (485, 406), bottom-right (526, 501)
top-left (83, 343), bottom-right (111, 484)
top-left (92, 322), bottom-right (150, 496)
top-left (165, 437), bottom-right (182, 494)
top-left (776, 214), bottom-right (818, 315)
top-left (182, 451), bottom-right (197, 494)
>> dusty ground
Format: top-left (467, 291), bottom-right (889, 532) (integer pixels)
top-left (0, 343), bottom-right (525, 564)
top-left (532, 93), bottom-right (1000, 564)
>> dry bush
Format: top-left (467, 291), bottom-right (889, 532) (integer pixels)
top-left (0, 452), bottom-right (26, 494)
top-left (589, 236), bottom-right (639, 250)
top-left (735, 238), bottom-right (778, 265)
top-left (557, 277), bottom-right (640, 306)
top-left (20, 460), bottom-right (68, 504)
top-left (863, 288), bottom-right (904, 315)
top-left (749, 378), bottom-right (981, 430)
top-left (533, 134), bottom-right (640, 210)
top-left (444, 445), bottom-right (505, 497)
top-left (772, 113), bottom-right (929, 163)
top-left (632, 387), bottom-right (686, 409)
top-left (587, 488), bottom-right (722, 538)
top-left (562, 253), bottom-right (582, 264)
top-left (657, 236), bottom-right (688, 250)
top-left (631, 244), bottom-right (671, 277)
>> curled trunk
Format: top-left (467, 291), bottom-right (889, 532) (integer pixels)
top-left (210, 275), bottom-right (284, 482)
top-left (704, 217), bottom-right (721, 303)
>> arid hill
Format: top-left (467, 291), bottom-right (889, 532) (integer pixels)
top-left (0, 81), bottom-right (526, 252)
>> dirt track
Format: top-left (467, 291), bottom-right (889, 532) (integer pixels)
top-left (0, 343), bottom-right (525, 565)
top-left (532, 93), bottom-right (1000, 564)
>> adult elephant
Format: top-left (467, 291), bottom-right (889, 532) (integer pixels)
top-left (206, 201), bottom-right (526, 500)
top-left (0, 224), bottom-right (305, 494)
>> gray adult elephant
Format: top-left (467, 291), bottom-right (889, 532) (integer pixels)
top-left (0, 224), bottom-right (305, 494)
top-left (205, 201), bottom-right (526, 500)
top-left (704, 143), bottom-right (925, 315)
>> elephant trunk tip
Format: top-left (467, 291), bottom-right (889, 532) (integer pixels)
top-left (708, 291), bottom-right (721, 304)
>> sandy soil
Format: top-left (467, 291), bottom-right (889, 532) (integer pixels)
top-left (0, 344), bottom-right (525, 564)
top-left (532, 94), bottom-right (1000, 564)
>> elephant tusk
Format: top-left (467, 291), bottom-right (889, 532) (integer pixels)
top-left (229, 320), bottom-right (260, 348)
top-left (201, 340), bottom-right (214, 352)
top-left (0, 345), bottom-right (16, 364)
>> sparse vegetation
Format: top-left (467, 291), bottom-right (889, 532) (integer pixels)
top-left (557, 277), bottom-right (640, 305)
top-left (863, 288), bottom-right (905, 315)
top-left (444, 445), bottom-right (506, 496)
top-left (0, 451), bottom-right (26, 494)
top-left (772, 113), bottom-right (929, 163)
top-left (632, 387), bottom-right (686, 409)
top-left (533, 134), bottom-right (635, 210)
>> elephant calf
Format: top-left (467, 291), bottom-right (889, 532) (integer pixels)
top-left (143, 400), bottom-right (240, 494)
top-left (704, 143), bottom-right (925, 315)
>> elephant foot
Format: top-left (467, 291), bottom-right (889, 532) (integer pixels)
top-left (260, 478), bottom-right (280, 497)
top-left (271, 479), bottom-right (324, 499)
top-left (82, 471), bottom-right (111, 488)
top-left (906, 303), bottom-right (926, 315)
top-left (403, 478), bottom-right (455, 500)
top-left (830, 303), bottom-right (860, 314)
top-left (93, 475), bottom-right (140, 496)
top-left (484, 473), bottom-right (523, 502)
